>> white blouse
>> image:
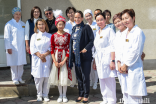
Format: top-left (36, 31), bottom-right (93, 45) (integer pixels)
top-left (64, 20), bottom-right (76, 34)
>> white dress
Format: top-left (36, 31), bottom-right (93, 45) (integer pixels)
top-left (93, 26), bottom-right (117, 79)
top-left (119, 25), bottom-right (147, 96)
top-left (30, 31), bottom-right (52, 78)
top-left (115, 29), bottom-right (128, 94)
top-left (4, 18), bottom-right (27, 66)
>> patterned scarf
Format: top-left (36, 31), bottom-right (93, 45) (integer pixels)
top-left (69, 22), bottom-right (85, 68)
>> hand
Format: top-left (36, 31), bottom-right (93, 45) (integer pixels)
top-left (121, 64), bottom-right (128, 72)
top-left (41, 58), bottom-right (46, 62)
top-left (26, 46), bottom-right (30, 53)
top-left (110, 61), bottom-right (115, 70)
top-left (59, 61), bottom-right (65, 67)
top-left (92, 60), bottom-right (96, 70)
top-left (117, 62), bottom-right (123, 73)
top-left (40, 54), bottom-right (46, 59)
top-left (141, 52), bottom-right (145, 61)
top-left (54, 61), bottom-right (60, 68)
top-left (80, 48), bottom-right (87, 53)
top-left (7, 49), bottom-right (12, 54)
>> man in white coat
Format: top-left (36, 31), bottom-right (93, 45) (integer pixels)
top-left (4, 7), bottom-right (27, 85)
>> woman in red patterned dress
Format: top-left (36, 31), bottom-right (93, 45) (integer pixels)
top-left (48, 15), bottom-right (73, 103)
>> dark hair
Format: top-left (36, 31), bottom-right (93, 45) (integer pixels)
top-left (75, 10), bottom-right (83, 18)
top-left (94, 9), bottom-right (102, 13)
top-left (30, 6), bottom-right (42, 22)
top-left (121, 9), bottom-right (135, 19)
top-left (66, 7), bottom-right (76, 17)
top-left (103, 9), bottom-right (111, 18)
top-left (113, 12), bottom-right (122, 23)
top-left (95, 13), bottom-right (106, 20)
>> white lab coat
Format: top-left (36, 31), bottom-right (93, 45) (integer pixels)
top-left (115, 30), bottom-right (128, 94)
top-left (119, 25), bottom-right (147, 96)
top-left (30, 31), bottom-right (52, 78)
top-left (93, 26), bottom-right (117, 79)
top-left (64, 20), bottom-right (76, 34)
top-left (4, 18), bottom-right (27, 66)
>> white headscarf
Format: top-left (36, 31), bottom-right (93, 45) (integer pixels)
top-left (53, 9), bottom-right (63, 18)
top-left (83, 9), bottom-right (93, 17)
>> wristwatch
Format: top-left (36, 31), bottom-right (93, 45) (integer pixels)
top-left (111, 60), bottom-right (115, 62)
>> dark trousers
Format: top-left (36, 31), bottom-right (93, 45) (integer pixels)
top-left (29, 54), bottom-right (34, 79)
top-left (75, 61), bottom-right (91, 98)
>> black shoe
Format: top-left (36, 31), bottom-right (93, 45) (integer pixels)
top-left (82, 100), bottom-right (89, 104)
top-left (75, 97), bottom-right (83, 102)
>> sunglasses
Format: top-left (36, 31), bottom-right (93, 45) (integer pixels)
top-left (45, 12), bottom-right (52, 16)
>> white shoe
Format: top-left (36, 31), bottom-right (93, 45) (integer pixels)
top-left (44, 96), bottom-right (50, 102)
top-left (93, 83), bottom-right (97, 89)
top-left (57, 96), bottom-right (62, 103)
top-left (63, 96), bottom-right (68, 103)
top-left (13, 81), bottom-right (19, 85)
top-left (19, 79), bottom-right (25, 84)
top-left (37, 96), bottom-right (42, 101)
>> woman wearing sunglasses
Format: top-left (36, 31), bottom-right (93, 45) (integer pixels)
top-left (44, 6), bottom-right (58, 34)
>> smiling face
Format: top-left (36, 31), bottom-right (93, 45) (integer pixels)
top-left (114, 18), bottom-right (125, 31)
top-left (74, 13), bottom-right (83, 24)
top-left (122, 13), bottom-right (135, 29)
top-left (45, 11), bottom-right (53, 20)
top-left (96, 15), bottom-right (106, 29)
top-left (67, 9), bottom-right (75, 20)
top-left (85, 13), bottom-right (93, 23)
top-left (56, 21), bottom-right (65, 31)
top-left (13, 12), bottom-right (21, 22)
top-left (37, 21), bottom-right (46, 32)
top-left (33, 8), bottom-right (40, 19)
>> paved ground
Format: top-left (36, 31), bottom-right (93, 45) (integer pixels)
top-left (0, 64), bottom-right (156, 104)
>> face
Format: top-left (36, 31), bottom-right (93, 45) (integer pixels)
top-left (96, 15), bottom-right (106, 29)
top-left (37, 21), bottom-right (46, 32)
top-left (13, 12), bottom-right (21, 22)
top-left (114, 18), bottom-right (125, 30)
top-left (33, 9), bottom-right (40, 19)
top-left (122, 13), bottom-right (135, 28)
top-left (94, 10), bottom-right (101, 19)
top-left (56, 21), bottom-right (65, 31)
top-left (74, 13), bottom-right (83, 24)
top-left (45, 11), bottom-right (53, 20)
top-left (85, 13), bottom-right (93, 23)
top-left (105, 12), bottom-right (111, 22)
top-left (67, 9), bottom-right (75, 20)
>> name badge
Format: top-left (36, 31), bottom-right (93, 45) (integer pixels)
top-left (37, 38), bottom-right (41, 41)
top-left (93, 28), bottom-right (96, 30)
top-left (22, 26), bottom-right (25, 28)
top-left (126, 39), bottom-right (129, 42)
top-left (100, 36), bottom-right (103, 38)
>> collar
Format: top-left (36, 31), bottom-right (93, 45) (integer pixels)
top-left (76, 21), bottom-right (85, 27)
top-left (12, 18), bottom-right (20, 23)
top-left (38, 31), bottom-right (47, 35)
top-left (129, 25), bottom-right (137, 33)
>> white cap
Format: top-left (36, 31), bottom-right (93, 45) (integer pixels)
top-left (84, 9), bottom-right (93, 17)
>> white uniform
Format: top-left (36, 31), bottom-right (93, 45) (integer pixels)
top-left (30, 31), bottom-right (52, 97)
top-left (87, 21), bottom-right (99, 87)
top-left (118, 25), bottom-right (147, 104)
top-left (63, 20), bottom-right (77, 86)
top-left (64, 20), bottom-right (76, 34)
top-left (94, 26), bottom-right (117, 104)
top-left (4, 18), bottom-right (27, 82)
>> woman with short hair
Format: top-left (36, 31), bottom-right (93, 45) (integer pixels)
top-left (30, 19), bottom-right (51, 102)
top-left (4, 7), bottom-right (27, 85)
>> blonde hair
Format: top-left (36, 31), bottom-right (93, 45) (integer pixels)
top-left (34, 18), bottom-right (49, 33)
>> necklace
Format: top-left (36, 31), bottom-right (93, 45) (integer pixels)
top-left (48, 20), bottom-right (53, 25)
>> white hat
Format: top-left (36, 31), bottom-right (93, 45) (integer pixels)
top-left (53, 9), bottom-right (63, 18)
top-left (84, 9), bottom-right (93, 17)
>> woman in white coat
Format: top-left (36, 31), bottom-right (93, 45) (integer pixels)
top-left (4, 7), bottom-right (27, 85)
top-left (92, 13), bottom-right (117, 104)
top-left (84, 9), bottom-right (99, 89)
top-left (30, 19), bottom-right (51, 102)
top-left (118, 9), bottom-right (147, 104)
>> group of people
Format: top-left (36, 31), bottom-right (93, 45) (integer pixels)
top-left (4, 5), bottom-right (147, 104)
